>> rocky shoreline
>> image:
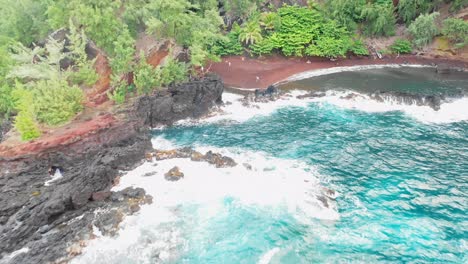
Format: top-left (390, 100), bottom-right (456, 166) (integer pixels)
top-left (0, 75), bottom-right (224, 263)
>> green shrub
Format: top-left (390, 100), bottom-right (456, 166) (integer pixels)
top-left (211, 24), bottom-right (244, 56)
top-left (361, 2), bottom-right (396, 37)
top-left (389, 39), bottom-right (413, 54)
top-left (0, 0), bottom-right (50, 44)
top-left (134, 53), bottom-right (161, 95)
top-left (108, 83), bottom-right (128, 104)
top-left (306, 36), bottom-right (350, 58)
top-left (12, 85), bottom-right (41, 140)
top-left (0, 83), bottom-right (15, 119)
top-left (397, 0), bottom-right (434, 25)
top-left (349, 39), bottom-right (369, 56)
top-left (251, 34), bottom-right (280, 56)
top-left (325, 0), bottom-right (366, 31)
top-left (69, 64), bottom-right (99, 86)
top-left (276, 5), bottom-right (323, 56)
top-left (68, 21), bottom-right (99, 86)
top-left (408, 12), bottom-right (440, 48)
top-left (442, 18), bottom-right (468, 49)
top-left (160, 58), bottom-right (188, 86)
top-left (32, 79), bottom-right (84, 126)
top-left (239, 19), bottom-right (263, 45)
top-left (450, 0), bottom-right (468, 11)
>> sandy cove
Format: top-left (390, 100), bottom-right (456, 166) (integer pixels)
top-left (210, 55), bottom-right (468, 89)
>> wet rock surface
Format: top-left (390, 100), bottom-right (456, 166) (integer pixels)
top-left (0, 120), bottom-right (151, 264)
top-left (2, 187), bottom-right (151, 264)
top-left (241, 85), bottom-right (281, 106)
top-left (164, 166), bottom-right (184, 181)
top-left (0, 75), bottom-right (225, 263)
top-left (149, 148), bottom-right (237, 168)
top-left (369, 91), bottom-right (446, 111)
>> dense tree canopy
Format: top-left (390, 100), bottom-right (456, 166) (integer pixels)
top-left (0, 0), bottom-right (463, 140)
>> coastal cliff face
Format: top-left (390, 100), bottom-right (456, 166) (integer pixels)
top-left (0, 75), bottom-right (224, 263)
top-left (136, 74), bottom-right (224, 127)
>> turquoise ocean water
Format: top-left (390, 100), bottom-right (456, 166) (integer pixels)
top-left (75, 67), bottom-right (468, 264)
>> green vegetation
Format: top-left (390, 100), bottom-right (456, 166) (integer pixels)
top-left (408, 12), bottom-right (440, 49)
top-left (442, 18), bottom-right (468, 49)
top-left (349, 39), bottom-right (370, 56)
top-left (0, 0), bottom-right (464, 140)
top-left (361, 1), bottom-right (396, 37)
top-left (389, 39), bottom-right (413, 54)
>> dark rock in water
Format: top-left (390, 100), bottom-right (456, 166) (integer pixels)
top-left (240, 85), bottom-right (281, 106)
top-left (297, 92), bottom-right (326, 99)
top-left (136, 74), bottom-right (224, 127)
top-left (243, 163), bottom-right (253, 170)
top-left (151, 148), bottom-right (237, 168)
top-left (322, 187), bottom-right (337, 200)
top-left (143, 171), bottom-right (157, 177)
top-left (204, 151), bottom-right (237, 168)
top-left (164, 166), bottom-right (184, 181)
top-left (436, 64), bottom-right (452, 74)
top-left (190, 151), bottom-right (205, 161)
top-left (369, 91), bottom-right (445, 111)
top-left (316, 195), bottom-right (329, 208)
top-left (254, 85), bottom-right (280, 102)
top-left (154, 147), bottom-right (193, 160)
top-left (340, 93), bottom-right (362, 100)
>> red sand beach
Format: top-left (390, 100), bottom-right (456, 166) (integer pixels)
top-left (210, 55), bottom-right (468, 89)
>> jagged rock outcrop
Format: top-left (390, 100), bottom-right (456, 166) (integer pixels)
top-left (148, 148), bottom-right (237, 168)
top-left (164, 166), bottom-right (184, 181)
top-left (0, 74), bottom-right (225, 263)
top-left (0, 119), bottom-right (11, 143)
top-left (369, 91), bottom-right (446, 111)
top-left (136, 74), bottom-right (224, 126)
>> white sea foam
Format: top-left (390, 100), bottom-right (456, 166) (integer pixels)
top-left (174, 91), bottom-right (310, 125)
top-left (178, 89), bottom-right (468, 125)
top-left (309, 90), bottom-right (468, 124)
top-left (72, 143), bottom-right (338, 263)
top-left (276, 64), bottom-right (434, 84)
top-left (258, 247), bottom-right (280, 264)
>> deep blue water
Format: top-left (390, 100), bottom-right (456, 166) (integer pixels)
top-left (151, 69), bottom-right (468, 263)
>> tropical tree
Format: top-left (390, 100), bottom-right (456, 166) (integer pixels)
top-left (442, 18), bottom-right (468, 48)
top-left (408, 12), bottom-right (440, 48)
top-left (239, 20), bottom-right (263, 45)
top-left (361, 2), bottom-right (396, 37)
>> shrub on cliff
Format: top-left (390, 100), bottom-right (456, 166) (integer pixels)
top-left (349, 39), bottom-right (369, 56)
top-left (67, 21), bottom-right (99, 87)
top-left (408, 12), bottom-right (440, 49)
top-left (32, 79), bottom-right (84, 126)
top-left (239, 19), bottom-right (263, 45)
top-left (0, 84), bottom-right (14, 120)
top-left (212, 23), bottom-right (244, 56)
top-left (325, 0), bottom-right (366, 31)
top-left (442, 18), bottom-right (468, 49)
top-left (12, 85), bottom-right (41, 140)
top-left (361, 2), bottom-right (396, 37)
top-left (397, 0), bottom-right (435, 25)
top-left (389, 39), bottom-right (413, 54)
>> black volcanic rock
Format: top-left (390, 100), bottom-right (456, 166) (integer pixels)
top-left (0, 74), bottom-right (225, 263)
top-left (136, 74), bottom-right (224, 127)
